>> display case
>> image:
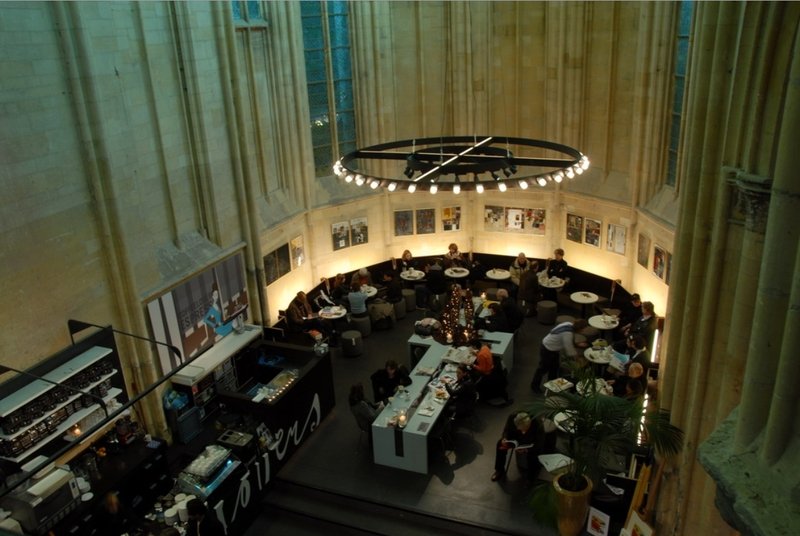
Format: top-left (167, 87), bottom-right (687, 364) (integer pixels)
top-left (0, 346), bottom-right (125, 465)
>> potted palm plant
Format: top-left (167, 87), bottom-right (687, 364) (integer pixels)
top-left (529, 366), bottom-right (684, 536)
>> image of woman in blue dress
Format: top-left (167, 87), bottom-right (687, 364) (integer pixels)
top-left (204, 285), bottom-right (233, 339)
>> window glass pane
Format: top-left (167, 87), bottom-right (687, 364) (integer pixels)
top-left (331, 48), bottom-right (352, 79)
top-left (334, 80), bottom-right (353, 109)
top-left (314, 146), bottom-right (332, 170)
top-left (304, 50), bottom-right (327, 81)
top-left (673, 78), bottom-right (685, 110)
top-left (679, 1), bottom-right (693, 34)
top-left (329, 15), bottom-right (350, 47)
top-left (676, 39), bottom-right (689, 73)
top-left (307, 83), bottom-right (329, 114)
top-left (666, 151), bottom-right (678, 187)
top-left (232, 0), bottom-right (243, 21)
top-left (311, 122), bottom-right (331, 146)
top-left (670, 114), bottom-right (681, 147)
top-left (327, 1), bottom-right (347, 16)
top-left (300, 0), bottom-right (321, 17)
top-left (246, 0), bottom-right (261, 20)
top-left (336, 111), bottom-right (356, 141)
top-left (338, 140), bottom-right (356, 158)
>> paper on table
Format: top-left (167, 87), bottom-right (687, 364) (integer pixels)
top-left (538, 453), bottom-right (572, 473)
top-left (416, 407), bottom-right (435, 417)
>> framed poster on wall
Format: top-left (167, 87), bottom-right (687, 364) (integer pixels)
top-left (525, 208), bottom-right (546, 234)
top-left (584, 218), bottom-right (601, 247)
top-left (442, 206), bottom-right (461, 231)
top-left (484, 205), bottom-right (505, 232)
top-left (290, 235), bottom-right (304, 269)
top-left (394, 209), bottom-right (413, 236)
top-left (566, 213), bottom-right (583, 243)
top-left (665, 251), bottom-right (673, 285)
top-left (606, 224), bottom-right (626, 255)
top-left (653, 244), bottom-right (666, 279)
top-left (416, 208), bottom-right (435, 234)
top-left (350, 217), bottom-right (368, 245)
top-left (332, 221), bottom-right (350, 251)
top-left (637, 233), bottom-right (651, 268)
top-left (147, 252), bottom-right (250, 372)
top-left (505, 207), bottom-right (525, 232)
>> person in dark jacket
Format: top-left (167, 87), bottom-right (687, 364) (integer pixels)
top-left (185, 498), bottom-right (225, 536)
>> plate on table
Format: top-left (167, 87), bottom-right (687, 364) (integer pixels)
top-left (438, 373), bottom-right (457, 385)
top-left (576, 378), bottom-right (612, 396)
top-left (450, 268), bottom-right (468, 275)
top-left (553, 411), bottom-right (576, 433)
top-left (432, 388), bottom-right (449, 402)
top-left (544, 378), bottom-right (574, 393)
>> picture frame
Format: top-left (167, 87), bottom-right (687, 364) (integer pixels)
top-left (484, 205), bottom-right (505, 232)
top-left (624, 511), bottom-right (653, 536)
top-left (350, 216), bottom-right (369, 245)
top-left (586, 506), bottom-right (610, 536)
top-left (394, 209), bottom-right (413, 236)
top-left (665, 251), bottom-right (673, 285)
top-left (524, 208), bottom-right (546, 235)
top-left (332, 221), bottom-right (350, 251)
top-left (290, 235), bottom-right (304, 269)
top-left (415, 208), bottom-right (436, 234)
top-left (566, 213), bottom-right (584, 243)
top-left (442, 206), bottom-right (461, 231)
top-left (653, 244), bottom-right (666, 279)
top-left (264, 244), bottom-right (291, 285)
top-left (607, 223), bottom-right (626, 255)
top-left (584, 218), bottom-right (601, 247)
top-left (637, 233), bottom-right (651, 268)
top-left (505, 207), bottom-right (525, 232)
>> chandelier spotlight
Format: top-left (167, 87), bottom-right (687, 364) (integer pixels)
top-left (333, 136), bottom-right (589, 193)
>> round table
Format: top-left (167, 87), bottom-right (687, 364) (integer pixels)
top-left (570, 291), bottom-right (599, 317)
top-left (588, 314), bottom-right (619, 338)
top-left (538, 274), bottom-right (566, 289)
top-left (400, 269), bottom-right (426, 281)
top-left (444, 267), bottom-right (470, 279)
top-left (361, 285), bottom-right (378, 298)
top-left (486, 268), bottom-right (511, 281)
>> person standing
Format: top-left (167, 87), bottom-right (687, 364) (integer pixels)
top-left (509, 252), bottom-right (532, 296)
top-left (185, 498), bottom-right (225, 536)
top-left (531, 319), bottom-right (588, 393)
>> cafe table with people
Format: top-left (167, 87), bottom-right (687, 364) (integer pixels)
top-left (371, 339), bottom-right (478, 474)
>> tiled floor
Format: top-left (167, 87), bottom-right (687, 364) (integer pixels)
top-left (245, 302), bottom-right (569, 535)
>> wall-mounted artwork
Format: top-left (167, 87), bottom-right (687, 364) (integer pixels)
top-left (350, 217), bottom-right (368, 245)
top-left (653, 244), bottom-right (666, 280)
top-left (442, 206), bottom-right (461, 231)
top-left (606, 224), bottom-right (626, 255)
top-left (665, 251), bottom-right (673, 285)
top-left (505, 207), bottom-right (525, 232)
top-left (584, 218), bottom-right (601, 247)
top-left (332, 221), bottom-right (350, 251)
top-left (484, 205), bottom-right (505, 232)
top-left (147, 252), bottom-right (249, 373)
top-left (524, 208), bottom-right (546, 234)
top-left (416, 208), bottom-right (436, 234)
top-left (264, 243), bottom-right (291, 285)
top-left (637, 233), bottom-right (651, 268)
top-left (566, 213), bottom-right (583, 243)
top-left (290, 235), bottom-right (304, 269)
top-left (394, 209), bottom-right (413, 236)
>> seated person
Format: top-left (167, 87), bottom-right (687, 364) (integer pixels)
top-left (381, 271), bottom-right (403, 303)
top-left (509, 252), bottom-right (532, 294)
top-left (609, 362), bottom-right (647, 399)
top-left (445, 363), bottom-right (477, 419)
top-left (349, 383), bottom-right (383, 434)
top-left (628, 301), bottom-right (657, 343)
top-left (519, 268), bottom-right (541, 315)
top-left (470, 341), bottom-right (513, 407)
top-left (617, 293), bottom-right (643, 335)
top-left (392, 249), bottom-right (417, 273)
top-left (444, 242), bottom-right (466, 268)
top-left (286, 291), bottom-right (327, 334)
top-left (476, 302), bottom-right (510, 332)
top-left (627, 335), bottom-right (649, 369)
top-left (370, 360), bottom-right (412, 402)
top-left (543, 248), bottom-right (569, 300)
top-left (496, 288), bottom-right (524, 332)
top-left (492, 412), bottom-right (550, 482)
top-left (347, 282), bottom-right (369, 318)
top-left (416, 260), bottom-right (447, 309)
top-left (330, 273), bottom-right (349, 306)
top-left (351, 267), bottom-right (372, 288)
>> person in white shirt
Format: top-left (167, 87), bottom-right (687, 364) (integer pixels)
top-left (530, 319), bottom-right (588, 393)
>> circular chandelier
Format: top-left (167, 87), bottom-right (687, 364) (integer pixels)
top-left (332, 136), bottom-right (589, 193)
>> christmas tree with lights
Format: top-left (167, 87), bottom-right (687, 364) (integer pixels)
top-left (434, 283), bottom-right (477, 346)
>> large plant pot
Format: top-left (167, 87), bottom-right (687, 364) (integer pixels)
top-left (553, 474), bottom-right (593, 536)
